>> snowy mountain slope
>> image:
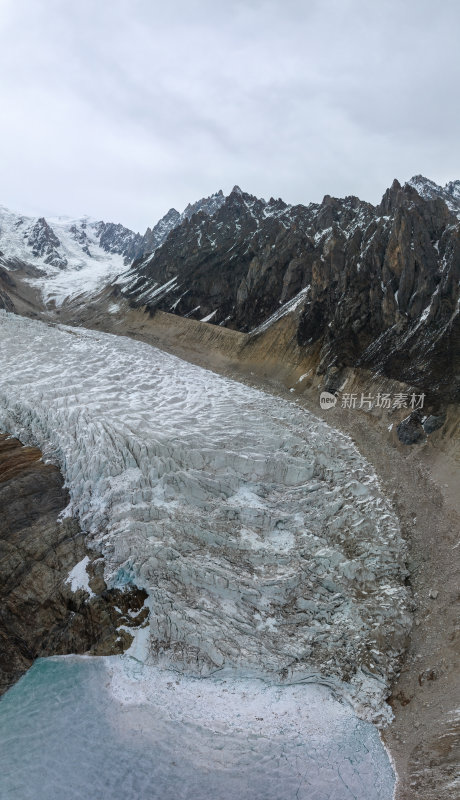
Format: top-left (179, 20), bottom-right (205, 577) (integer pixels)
top-left (0, 311), bottom-right (410, 722)
top-left (0, 205), bottom-right (137, 305)
top-left (0, 190), bottom-right (228, 307)
top-left (0, 205), bottom-right (140, 269)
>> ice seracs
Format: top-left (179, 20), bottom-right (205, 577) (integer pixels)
top-left (0, 311), bottom-right (410, 722)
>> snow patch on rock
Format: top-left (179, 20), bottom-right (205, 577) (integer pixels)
top-left (65, 556), bottom-right (95, 597)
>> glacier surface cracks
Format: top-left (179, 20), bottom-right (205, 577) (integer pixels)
top-left (0, 311), bottom-right (410, 724)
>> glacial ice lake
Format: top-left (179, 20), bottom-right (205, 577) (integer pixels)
top-left (0, 655), bottom-right (395, 800)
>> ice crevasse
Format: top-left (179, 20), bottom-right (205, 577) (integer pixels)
top-left (0, 311), bottom-right (411, 722)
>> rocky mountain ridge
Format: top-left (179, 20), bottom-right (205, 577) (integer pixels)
top-left (0, 177), bottom-right (458, 402)
top-left (118, 177), bottom-right (460, 403)
top-left (0, 191), bottom-right (228, 299)
top-left (408, 175), bottom-right (460, 216)
top-left (124, 189), bottom-right (227, 264)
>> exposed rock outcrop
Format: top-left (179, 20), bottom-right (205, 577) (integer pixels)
top-left (26, 217), bottom-right (67, 268)
top-left (0, 433), bottom-right (148, 696)
top-left (0, 267), bottom-right (16, 312)
top-left (95, 220), bottom-right (144, 263)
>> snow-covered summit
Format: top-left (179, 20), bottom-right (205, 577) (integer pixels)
top-left (0, 205), bottom-right (139, 270)
top-left (0, 204), bottom-right (143, 304)
top-left (407, 174), bottom-right (460, 216)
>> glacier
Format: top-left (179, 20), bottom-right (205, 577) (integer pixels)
top-left (0, 311), bottom-right (410, 722)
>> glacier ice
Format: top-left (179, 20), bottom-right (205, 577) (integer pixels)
top-left (0, 655), bottom-right (396, 800)
top-left (0, 311), bottom-right (410, 720)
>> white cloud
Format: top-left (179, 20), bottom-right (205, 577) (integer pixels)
top-left (0, 0), bottom-right (458, 230)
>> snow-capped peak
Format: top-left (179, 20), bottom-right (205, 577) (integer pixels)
top-left (407, 174), bottom-right (460, 216)
top-left (0, 204), bottom-right (141, 304)
top-left (180, 189), bottom-right (226, 222)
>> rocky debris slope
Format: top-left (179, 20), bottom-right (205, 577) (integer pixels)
top-left (119, 178), bottom-right (460, 403)
top-left (0, 432), bottom-right (148, 695)
top-left (0, 312), bottom-right (411, 722)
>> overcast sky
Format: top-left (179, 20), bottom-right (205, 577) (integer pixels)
top-left (0, 0), bottom-right (458, 231)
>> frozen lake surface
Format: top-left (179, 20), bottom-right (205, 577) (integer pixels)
top-left (0, 655), bottom-right (395, 800)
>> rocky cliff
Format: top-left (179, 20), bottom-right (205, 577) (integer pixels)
top-left (0, 434), bottom-right (148, 695)
top-left (119, 178), bottom-right (460, 403)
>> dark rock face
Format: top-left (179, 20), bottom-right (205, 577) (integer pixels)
top-left (120, 190), bottom-right (227, 269)
top-left (141, 208), bottom-right (181, 257)
top-left (95, 221), bottom-right (144, 263)
top-left (25, 217), bottom-right (67, 268)
top-left (397, 412), bottom-right (427, 445)
top-left (0, 434), bottom-right (148, 695)
top-left (180, 188), bottom-right (226, 222)
top-left (119, 178), bottom-right (460, 402)
top-left (0, 267), bottom-right (16, 312)
top-left (423, 413), bottom-right (447, 434)
top-left (94, 192), bottom-right (226, 265)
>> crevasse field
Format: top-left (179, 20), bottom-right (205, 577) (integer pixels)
top-left (0, 311), bottom-right (409, 799)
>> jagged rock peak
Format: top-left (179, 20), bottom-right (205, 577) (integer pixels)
top-left (409, 174), bottom-right (440, 193)
top-left (164, 207), bottom-right (180, 219)
top-left (267, 197), bottom-right (288, 211)
top-left (407, 174), bottom-right (460, 215)
top-left (26, 217), bottom-right (67, 268)
top-left (181, 190), bottom-right (226, 222)
top-left (377, 178), bottom-right (408, 215)
top-left (96, 221), bottom-right (143, 262)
